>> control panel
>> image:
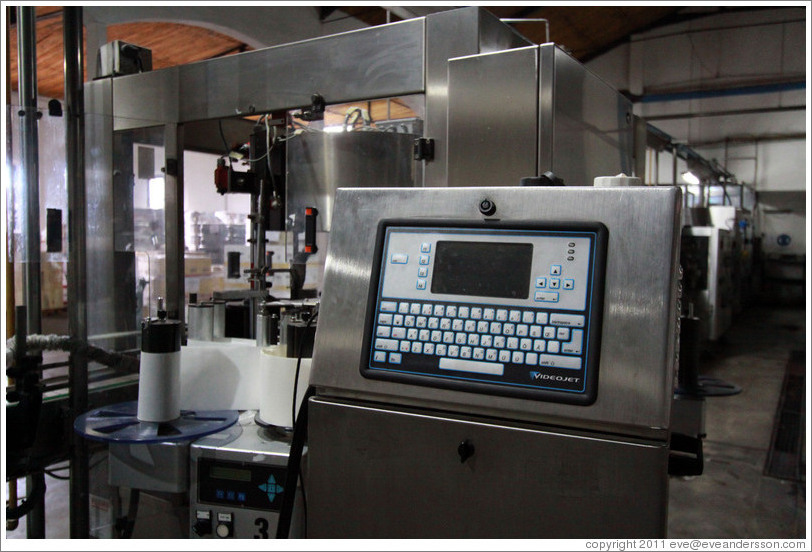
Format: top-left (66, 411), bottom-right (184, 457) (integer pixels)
top-left (361, 220), bottom-right (608, 405)
top-left (190, 421), bottom-right (302, 538)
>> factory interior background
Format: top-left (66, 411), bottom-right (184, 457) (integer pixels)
top-left (1, 3), bottom-right (810, 545)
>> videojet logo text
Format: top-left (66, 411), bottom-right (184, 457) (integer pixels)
top-left (530, 371), bottom-right (580, 384)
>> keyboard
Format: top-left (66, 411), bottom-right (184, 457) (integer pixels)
top-left (371, 299), bottom-right (586, 376)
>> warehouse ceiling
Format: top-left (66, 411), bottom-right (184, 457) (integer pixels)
top-left (5, 5), bottom-right (767, 102)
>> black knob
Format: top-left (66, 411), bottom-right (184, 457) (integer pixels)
top-left (458, 439), bottom-right (475, 463)
top-left (193, 519), bottom-right (212, 536)
top-left (479, 199), bottom-right (496, 217)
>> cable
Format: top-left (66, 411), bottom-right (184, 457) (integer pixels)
top-left (291, 307), bottom-right (318, 426)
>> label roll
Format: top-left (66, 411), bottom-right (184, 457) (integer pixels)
top-left (137, 319), bottom-right (182, 422)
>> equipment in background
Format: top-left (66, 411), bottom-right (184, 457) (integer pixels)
top-left (190, 417), bottom-right (304, 539)
top-left (297, 185), bottom-right (682, 538)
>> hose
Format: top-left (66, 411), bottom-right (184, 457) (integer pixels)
top-left (6, 334), bottom-right (139, 372)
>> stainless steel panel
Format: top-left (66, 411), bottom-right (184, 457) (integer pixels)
top-left (307, 397), bottom-right (669, 538)
top-left (286, 131), bottom-right (417, 233)
top-left (548, 46), bottom-right (634, 185)
top-left (447, 47), bottom-right (538, 187)
top-left (164, 124), bottom-right (184, 321)
top-left (310, 186), bottom-right (681, 439)
top-left (477, 8), bottom-right (534, 53)
top-left (109, 20), bottom-right (424, 127)
top-left (111, 69), bottom-right (180, 131)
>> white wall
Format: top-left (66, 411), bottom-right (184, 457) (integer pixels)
top-left (183, 150), bottom-right (250, 215)
top-left (586, 6), bottom-right (809, 255)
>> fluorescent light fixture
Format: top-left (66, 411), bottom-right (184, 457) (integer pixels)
top-left (681, 170), bottom-right (700, 185)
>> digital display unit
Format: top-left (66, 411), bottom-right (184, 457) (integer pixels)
top-left (360, 219), bottom-right (608, 405)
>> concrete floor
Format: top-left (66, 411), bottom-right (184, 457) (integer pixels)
top-left (4, 305), bottom-right (808, 540)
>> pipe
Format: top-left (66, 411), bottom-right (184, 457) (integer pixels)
top-left (636, 80), bottom-right (805, 104)
top-left (16, 6), bottom-right (41, 337)
top-left (16, 7), bottom-right (46, 539)
top-left (63, 6), bottom-right (91, 538)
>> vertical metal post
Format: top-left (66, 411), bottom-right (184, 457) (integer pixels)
top-left (16, 6), bottom-right (40, 335)
top-left (164, 124), bottom-right (185, 321)
top-left (16, 7), bottom-right (45, 538)
top-left (64, 6), bottom-right (90, 538)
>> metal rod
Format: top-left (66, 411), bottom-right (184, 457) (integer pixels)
top-left (64, 6), bottom-right (90, 538)
top-left (500, 18), bottom-right (550, 43)
top-left (16, 6), bottom-right (41, 337)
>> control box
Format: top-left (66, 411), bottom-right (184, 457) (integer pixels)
top-left (361, 220), bottom-right (608, 405)
top-left (190, 420), bottom-right (302, 539)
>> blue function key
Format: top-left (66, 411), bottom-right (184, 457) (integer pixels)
top-left (563, 279), bottom-right (575, 290)
top-left (550, 265), bottom-right (562, 275)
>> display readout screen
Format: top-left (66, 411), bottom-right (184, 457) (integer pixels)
top-left (210, 465), bottom-right (252, 482)
top-left (431, 241), bottom-right (533, 299)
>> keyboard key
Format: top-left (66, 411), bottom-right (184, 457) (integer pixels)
top-left (375, 338), bottom-right (399, 351)
top-left (563, 279), bottom-right (574, 290)
top-left (435, 344), bottom-right (447, 356)
top-left (483, 308), bottom-right (495, 320)
top-left (423, 343), bottom-right (435, 355)
top-left (452, 319), bottom-right (464, 331)
top-left (443, 331), bottom-right (454, 344)
top-left (411, 341), bottom-right (423, 354)
top-left (448, 345), bottom-right (460, 358)
top-left (416, 316), bottom-right (428, 328)
top-left (535, 277), bottom-right (547, 288)
top-left (398, 302), bottom-right (410, 314)
top-left (549, 278), bottom-right (560, 289)
top-left (509, 310), bottom-right (521, 322)
top-left (493, 336), bottom-right (506, 348)
top-left (399, 341), bottom-right (410, 352)
top-left (557, 327), bottom-right (569, 340)
top-left (473, 348), bottom-right (485, 360)
top-left (535, 312), bottom-right (548, 325)
top-left (455, 333), bottom-right (467, 345)
top-left (562, 329), bottom-right (584, 355)
top-left (547, 341), bottom-right (560, 354)
top-left (480, 335), bottom-right (493, 347)
top-left (511, 351), bottom-right (524, 364)
top-left (376, 326), bottom-right (391, 338)
top-left (373, 351), bottom-right (387, 362)
top-left (543, 327), bottom-right (556, 339)
top-left (431, 330), bottom-right (442, 343)
top-left (468, 333), bottom-right (480, 346)
top-left (393, 315), bottom-right (404, 326)
top-left (498, 350), bottom-right (511, 363)
top-left (419, 254), bottom-right (430, 265)
top-left (533, 339), bottom-right (546, 352)
top-left (538, 354), bottom-right (581, 370)
top-left (380, 301), bottom-right (397, 313)
top-left (477, 321), bottom-right (490, 333)
top-left (503, 323), bottom-right (515, 336)
top-left (486, 349), bottom-right (498, 361)
top-left (440, 318), bottom-right (452, 330)
top-left (388, 352), bottom-right (402, 364)
top-left (404, 315), bottom-right (416, 327)
top-left (416, 279), bottom-right (427, 290)
top-left (550, 265), bottom-right (562, 275)
top-left (506, 337), bottom-right (519, 350)
top-left (490, 322), bottom-right (502, 334)
top-left (391, 327), bottom-right (406, 339)
top-left (534, 291), bottom-right (559, 303)
top-left (433, 305), bottom-right (445, 317)
top-left (549, 313), bottom-right (585, 327)
top-left (421, 304), bottom-right (433, 316)
top-left (407, 329), bottom-right (419, 340)
top-left (496, 309), bottom-right (508, 321)
top-left (460, 347), bottom-right (472, 359)
top-left (522, 311), bottom-right (535, 324)
top-left (471, 307), bottom-right (483, 319)
top-left (525, 352), bottom-right (538, 365)
top-left (464, 320), bottom-right (476, 332)
top-left (529, 325), bottom-right (542, 338)
top-left (520, 338), bottom-right (532, 351)
top-left (378, 313), bottom-right (393, 325)
top-left (418, 329), bottom-right (430, 341)
top-left (439, 357), bottom-right (504, 376)
top-left (458, 306), bottom-right (470, 318)
top-left (446, 306), bottom-right (458, 318)
top-left (410, 303), bottom-right (421, 315)
top-left (428, 317), bottom-right (440, 329)
top-left (516, 324), bottom-right (529, 337)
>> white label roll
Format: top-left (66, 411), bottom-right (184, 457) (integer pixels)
top-left (137, 350), bottom-right (182, 422)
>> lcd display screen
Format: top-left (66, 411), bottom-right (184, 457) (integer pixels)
top-left (431, 241), bottom-right (533, 299)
